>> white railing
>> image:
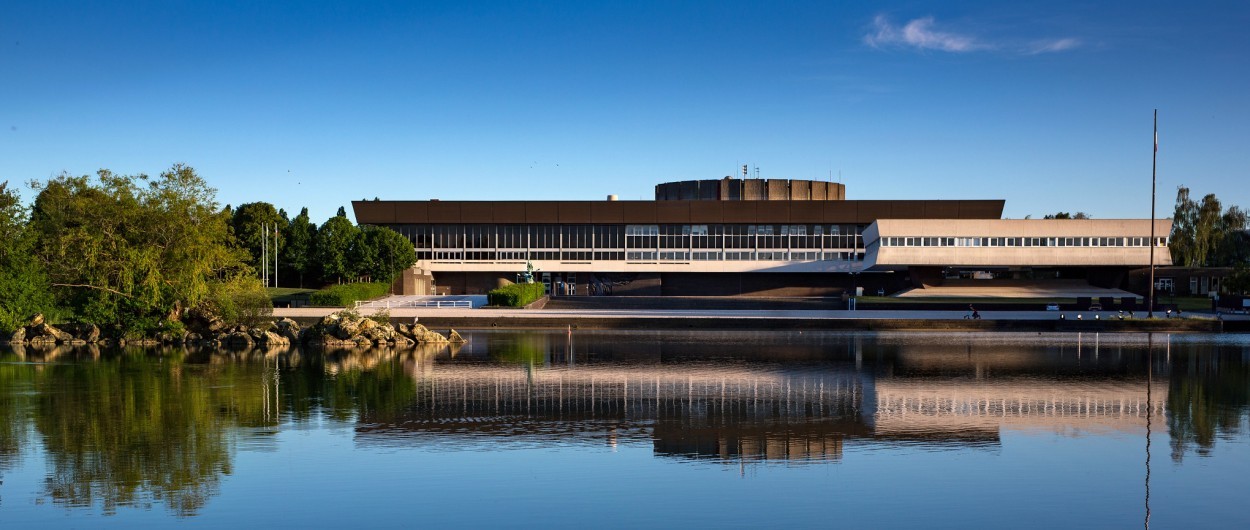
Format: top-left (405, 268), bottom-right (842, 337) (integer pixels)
top-left (355, 300), bottom-right (473, 309)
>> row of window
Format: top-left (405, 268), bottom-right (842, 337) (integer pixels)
top-left (879, 236), bottom-right (1170, 248)
top-left (422, 250), bottom-right (864, 262)
top-left (383, 223), bottom-right (866, 252)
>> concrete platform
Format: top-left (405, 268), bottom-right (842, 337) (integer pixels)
top-left (895, 280), bottom-right (1136, 299)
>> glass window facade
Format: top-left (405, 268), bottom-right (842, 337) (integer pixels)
top-left (377, 223), bottom-right (867, 262)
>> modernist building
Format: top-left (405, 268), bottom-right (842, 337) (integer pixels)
top-left (352, 178), bottom-right (1171, 296)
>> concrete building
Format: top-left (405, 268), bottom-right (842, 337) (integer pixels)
top-left (353, 178), bottom-right (1171, 296)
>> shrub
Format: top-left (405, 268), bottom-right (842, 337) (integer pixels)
top-left (308, 282), bottom-right (390, 307)
top-left (368, 308), bottom-right (391, 326)
top-left (205, 276), bottom-right (274, 329)
top-left (487, 283), bottom-right (546, 307)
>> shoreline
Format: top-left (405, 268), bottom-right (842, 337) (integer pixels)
top-left (273, 308), bottom-right (1244, 333)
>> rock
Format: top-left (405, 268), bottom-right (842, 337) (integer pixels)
top-left (226, 331), bottom-right (254, 348)
top-left (28, 313), bottom-right (45, 327)
top-left (261, 330), bottom-right (289, 346)
top-left (65, 323), bottom-right (101, 343)
top-left (186, 332), bottom-right (203, 343)
top-left (448, 329), bottom-right (466, 343)
top-left (185, 305), bottom-right (225, 334)
top-left (276, 318), bottom-right (301, 343)
top-left (410, 324), bottom-right (449, 343)
top-left (7, 327), bottom-right (25, 343)
top-left (335, 317), bottom-right (361, 340)
top-left (28, 323), bottom-right (74, 344)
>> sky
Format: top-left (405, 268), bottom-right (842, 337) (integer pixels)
top-left (2, 0), bottom-right (1248, 223)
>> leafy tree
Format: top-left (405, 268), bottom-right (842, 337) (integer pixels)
top-left (1041, 212), bottom-right (1090, 220)
top-left (336, 206), bottom-right (348, 218)
top-left (1215, 206), bottom-right (1249, 266)
top-left (283, 207), bottom-right (318, 288)
top-left (28, 165), bottom-right (250, 336)
top-left (231, 202), bottom-right (285, 280)
top-left (315, 215), bottom-right (358, 284)
top-left (1171, 186), bottom-right (1199, 266)
top-left (351, 225), bottom-right (417, 283)
top-left (0, 182), bottom-right (54, 334)
top-left (1170, 186), bottom-right (1247, 268)
top-left (1224, 264), bottom-right (1250, 295)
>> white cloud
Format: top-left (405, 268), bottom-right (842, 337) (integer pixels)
top-left (864, 15), bottom-right (982, 52)
top-left (1026, 37), bottom-right (1082, 55)
top-left (865, 15), bottom-right (1082, 56)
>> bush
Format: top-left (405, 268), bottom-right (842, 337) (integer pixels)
top-left (205, 276), bottom-right (274, 329)
top-left (488, 282), bottom-right (546, 307)
top-left (308, 282), bottom-right (390, 307)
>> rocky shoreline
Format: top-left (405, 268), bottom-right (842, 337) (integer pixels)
top-left (0, 310), bottom-right (466, 349)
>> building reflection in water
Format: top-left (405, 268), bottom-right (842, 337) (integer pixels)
top-left (343, 331), bottom-right (1182, 465)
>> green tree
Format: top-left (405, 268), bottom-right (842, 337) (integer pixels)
top-left (351, 226), bottom-right (417, 283)
top-left (1041, 212), bottom-right (1090, 220)
top-left (315, 214), bottom-right (358, 284)
top-left (1225, 263), bottom-right (1250, 295)
top-left (28, 165), bottom-right (250, 336)
top-left (1170, 186), bottom-right (1246, 268)
top-left (336, 206), bottom-right (348, 218)
top-left (0, 182), bottom-right (54, 334)
top-left (283, 207), bottom-right (318, 288)
top-left (231, 202), bottom-right (285, 280)
top-left (1215, 206), bottom-right (1249, 266)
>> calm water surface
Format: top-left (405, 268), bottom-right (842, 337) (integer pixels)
top-left (1, 331), bottom-right (1248, 528)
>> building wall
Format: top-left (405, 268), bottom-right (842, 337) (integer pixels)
top-left (864, 219), bottom-right (1174, 268)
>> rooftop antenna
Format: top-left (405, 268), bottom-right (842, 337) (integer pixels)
top-left (754, 166), bottom-right (759, 179)
top-left (742, 164), bottom-right (748, 179)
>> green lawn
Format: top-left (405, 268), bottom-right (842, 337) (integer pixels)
top-left (267, 287), bottom-right (316, 297)
top-left (1161, 296), bottom-right (1217, 312)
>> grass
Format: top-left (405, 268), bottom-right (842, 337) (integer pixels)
top-left (267, 287), bottom-right (316, 298)
top-left (1160, 296), bottom-right (1217, 312)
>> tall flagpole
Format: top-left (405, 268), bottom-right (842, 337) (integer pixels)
top-left (1148, 110), bottom-right (1158, 318)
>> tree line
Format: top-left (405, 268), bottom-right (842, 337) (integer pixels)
top-left (229, 202), bottom-right (414, 288)
top-left (0, 165), bottom-right (415, 337)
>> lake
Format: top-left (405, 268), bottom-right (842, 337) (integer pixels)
top-left (1, 330), bottom-right (1248, 528)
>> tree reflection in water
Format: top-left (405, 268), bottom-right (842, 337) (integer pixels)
top-left (1165, 339), bottom-right (1250, 461)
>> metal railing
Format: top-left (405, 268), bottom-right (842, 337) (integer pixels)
top-left (355, 299), bottom-right (473, 309)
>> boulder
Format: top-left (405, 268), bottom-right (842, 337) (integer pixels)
top-left (410, 324), bottom-right (449, 343)
top-left (261, 330), bottom-right (289, 346)
top-left (226, 331), bottom-right (254, 348)
top-left (28, 323), bottom-right (73, 344)
top-left (7, 327), bottom-right (25, 343)
top-left (65, 323), bottom-right (101, 343)
top-left (448, 329), bottom-right (466, 343)
top-left (185, 305), bottom-right (225, 334)
top-left (335, 316), bottom-right (362, 340)
top-left (28, 313), bottom-right (45, 327)
top-left (247, 326), bottom-right (266, 341)
top-left (276, 318), bottom-right (301, 343)
top-left (186, 332), bottom-right (203, 344)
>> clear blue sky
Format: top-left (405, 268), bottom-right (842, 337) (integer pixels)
top-left (3, 0), bottom-right (1247, 223)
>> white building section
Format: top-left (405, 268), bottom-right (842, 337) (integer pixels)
top-left (863, 219), bottom-right (1173, 269)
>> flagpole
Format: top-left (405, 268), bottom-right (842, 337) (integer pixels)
top-left (1148, 110), bottom-right (1158, 318)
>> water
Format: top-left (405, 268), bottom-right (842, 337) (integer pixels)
top-left (1, 331), bottom-right (1248, 528)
